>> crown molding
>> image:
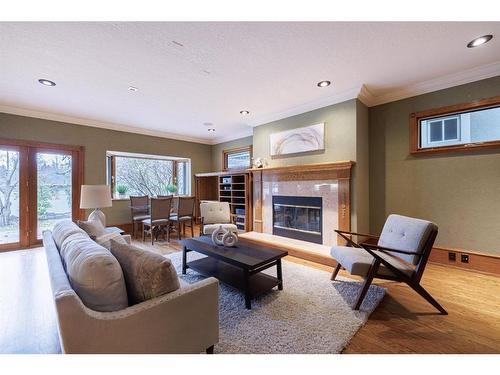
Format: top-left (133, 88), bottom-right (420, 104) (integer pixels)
top-left (0, 104), bottom-right (212, 145)
top-left (248, 85), bottom-right (363, 128)
top-left (2, 62), bottom-right (499, 145)
top-left (360, 61), bottom-right (500, 107)
top-left (212, 128), bottom-right (254, 145)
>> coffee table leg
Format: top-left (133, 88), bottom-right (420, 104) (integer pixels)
top-left (182, 246), bottom-right (188, 274)
top-left (277, 259), bottom-right (283, 290)
top-left (244, 269), bottom-right (251, 309)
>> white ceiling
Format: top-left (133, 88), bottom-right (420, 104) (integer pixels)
top-left (1, 22), bottom-right (499, 144)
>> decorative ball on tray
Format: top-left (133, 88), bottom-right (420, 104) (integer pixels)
top-left (211, 225), bottom-right (238, 247)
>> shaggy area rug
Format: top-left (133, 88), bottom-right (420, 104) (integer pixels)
top-left (168, 252), bottom-right (385, 354)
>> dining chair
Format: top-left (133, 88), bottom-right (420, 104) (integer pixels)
top-left (142, 197), bottom-right (173, 245)
top-left (330, 214), bottom-right (447, 314)
top-left (169, 196), bottom-right (195, 239)
top-left (130, 195), bottom-right (150, 238)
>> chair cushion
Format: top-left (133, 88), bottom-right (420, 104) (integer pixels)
top-left (60, 235), bottom-right (128, 312)
top-left (330, 246), bottom-right (415, 278)
top-left (169, 215), bottom-right (192, 221)
top-left (142, 218), bottom-right (169, 225)
top-left (378, 214), bottom-right (437, 265)
top-left (110, 240), bottom-right (180, 305)
top-left (77, 218), bottom-right (107, 239)
top-left (203, 223), bottom-right (238, 235)
top-left (200, 202), bottom-right (231, 225)
top-left (133, 214), bottom-right (150, 221)
top-left (52, 220), bottom-right (87, 250)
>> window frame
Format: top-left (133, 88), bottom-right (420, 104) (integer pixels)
top-left (106, 151), bottom-right (191, 199)
top-left (222, 145), bottom-right (253, 171)
top-left (410, 95), bottom-right (500, 155)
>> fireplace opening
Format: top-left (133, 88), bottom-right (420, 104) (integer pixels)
top-left (272, 195), bottom-right (322, 244)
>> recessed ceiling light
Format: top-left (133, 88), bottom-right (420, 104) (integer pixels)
top-left (317, 80), bottom-right (331, 88)
top-left (128, 86), bottom-right (139, 92)
top-left (38, 79), bottom-right (56, 87)
top-left (208, 128), bottom-right (216, 132)
top-left (467, 35), bottom-right (493, 48)
top-left (240, 110), bottom-right (250, 115)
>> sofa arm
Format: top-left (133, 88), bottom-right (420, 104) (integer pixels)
top-left (55, 277), bottom-right (219, 354)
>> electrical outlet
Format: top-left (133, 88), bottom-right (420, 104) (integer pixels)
top-left (461, 254), bottom-right (469, 263)
top-left (448, 252), bottom-right (456, 261)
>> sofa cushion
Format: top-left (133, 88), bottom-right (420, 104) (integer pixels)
top-left (110, 240), bottom-right (180, 305)
top-left (77, 218), bottom-right (107, 239)
top-left (61, 235), bottom-right (128, 312)
top-left (52, 220), bottom-right (87, 250)
top-left (95, 232), bottom-right (127, 250)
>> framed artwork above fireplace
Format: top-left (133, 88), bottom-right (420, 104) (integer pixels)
top-left (270, 123), bottom-right (325, 156)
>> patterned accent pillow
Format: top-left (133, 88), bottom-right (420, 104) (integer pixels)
top-left (110, 240), bottom-right (180, 305)
top-left (77, 219), bottom-right (107, 239)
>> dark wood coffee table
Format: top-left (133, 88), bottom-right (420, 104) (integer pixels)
top-left (182, 236), bottom-right (288, 309)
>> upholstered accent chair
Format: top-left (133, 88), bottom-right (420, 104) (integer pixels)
top-left (130, 195), bottom-right (150, 238)
top-left (199, 201), bottom-right (237, 236)
top-left (330, 214), bottom-right (447, 314)
top-left (142, 197), bottom-right (173, 245)
top-left (170, 196), bottom-right (195, 239)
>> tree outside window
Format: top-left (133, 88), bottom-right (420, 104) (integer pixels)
top-left (107, 153), bottom-right (191, 198)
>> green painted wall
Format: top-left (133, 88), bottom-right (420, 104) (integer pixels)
top-left (210, 136), bottom-right (253, 172)
top-left (0, 113), bottom-right (212, 225)
top-left (369, 75), bottom-right (500, 255)
top-left (212, 99), bottom-right (370, 232)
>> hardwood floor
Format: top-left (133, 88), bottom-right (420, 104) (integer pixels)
top-left (1, 229), bottom-right (499, 354)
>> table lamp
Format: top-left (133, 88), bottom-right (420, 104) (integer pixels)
top-left (80, 185), bottom-right (113, 226)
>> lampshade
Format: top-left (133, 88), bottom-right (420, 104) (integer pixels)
top-left (80, 185), bottom-right (112, 209)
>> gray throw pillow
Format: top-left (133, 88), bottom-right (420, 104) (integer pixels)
top-left (110, 240), bottom-right (180, 305)
top-left (61, 236), bottom-right (128, 312)
top-left (77, 219), bottom-right (107, 239)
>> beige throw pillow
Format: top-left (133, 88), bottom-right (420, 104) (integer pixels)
top-left (77, 219), bottom-right (107, 239)
top-left (110, 240), bottom-right (180, 304)
top-left (61, 236), bottom-right (128, 312)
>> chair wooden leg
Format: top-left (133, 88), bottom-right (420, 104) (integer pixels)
top-left (142, 223), bottom-right (145, 242)
top-left (408, 282), bottom-right (448, 315)
top-left (178, 221), bottom-right (182, 240)
top-left (151, 226), bottom-right (154, 245)
top-left (191, 219), bottom-right (194, 237)
top-left (330, 263), bottom-right (342, 281)
top-left (354, 260), bottom-right (380, 310)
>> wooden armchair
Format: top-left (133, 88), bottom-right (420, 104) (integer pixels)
top-left (330, 214), bottom-right (447, 314)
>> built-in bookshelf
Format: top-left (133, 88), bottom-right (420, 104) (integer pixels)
top-left (195, 170), bottom-right (252, 232)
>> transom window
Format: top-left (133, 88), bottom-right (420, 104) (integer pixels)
top-left (106, 151), bottom-right (191, 198)
top-left (223, 145), bottom-right (252, 171)
top-left (411, 96), bottom-right (500, 154)
top-left (421, 115), bottom-right (461, 147)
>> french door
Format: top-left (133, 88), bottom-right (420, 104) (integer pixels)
top-left (0, 139), bottom-right (84, 250)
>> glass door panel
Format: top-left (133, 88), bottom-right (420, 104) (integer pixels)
top-left (36, 152), bottom-right (72, 239)
top-left (0, 149), bottom-right (20, 246)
